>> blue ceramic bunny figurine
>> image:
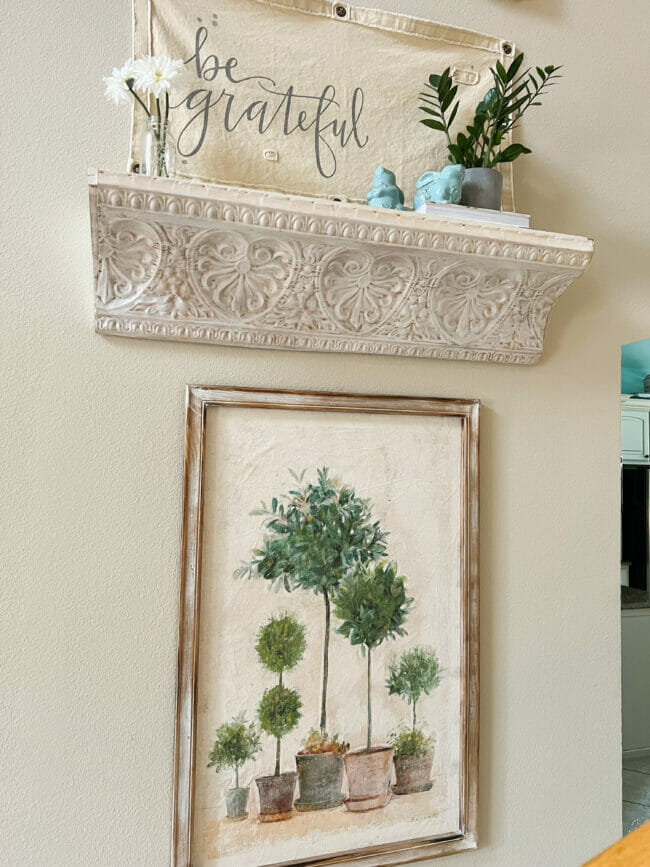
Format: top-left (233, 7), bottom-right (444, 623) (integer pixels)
top-left (367, 167), bottom-right (406, 210)
top-left (414, 165), bottom-right (465, 209)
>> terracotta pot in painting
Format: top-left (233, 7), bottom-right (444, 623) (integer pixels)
top-left (392, 753), bottom-right (434, 795)
top-left (343, 746), bottom-right (393, 812)
top-left (256, 772), bottom-right (297, 822)
top-left (225, 786), bottom-right (249, 820)
top-left (294, 752), bottom-right (345, 811)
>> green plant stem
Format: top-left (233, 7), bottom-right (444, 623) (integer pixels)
top-left (127, 82), bottom-right (153, 124)
top-left (367, 646), bottom-right (372, 751)
top-left (161, 95), bottom-right (169, 177)
top-left (412, 700), bottom-right (416, 733)
top-left (441, 118), bottom-right (452, 149)
top-left (483, 94), bottom-right (505, 167)
top-left (320, 589), bottom-right (330, 733)
top-left (502, 75), bottom-right (558, 137)
top-left (478, 130), bottom-right (491, 164)
top-left (275, 668), bottom-right (283, 775)
top-left (235, 764), bottom-right (239, 789)
top-left (155, 97), bottom-right (166, 177)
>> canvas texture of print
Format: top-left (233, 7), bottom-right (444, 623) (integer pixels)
top-left (132, 0), bottom-right (515, 209)
top-left (175, 389), bottom-right (479, 867)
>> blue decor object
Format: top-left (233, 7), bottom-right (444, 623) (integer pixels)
top-left (622, 338), bottom-right (650, 393)
top-left (413, 165), bottom-right (465, 209)
top-left (367, 167), bottom-right (406, 210)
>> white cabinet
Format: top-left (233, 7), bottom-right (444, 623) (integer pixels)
top-left (622, 409), bottom-right (650, 463)
top-left (622, 609), bottom-right (650, 751)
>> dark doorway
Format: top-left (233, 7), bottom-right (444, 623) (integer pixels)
top-left (621, 465), bottom-right (649, 591)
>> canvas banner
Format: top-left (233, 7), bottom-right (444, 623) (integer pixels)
top-left (132, 0), bottom-right (515, 209)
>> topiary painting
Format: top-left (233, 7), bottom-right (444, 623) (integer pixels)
top-left (236, 468), bottom-right (388, 735)
top-left (255, 613), bottom-right (305, 775)
top-left (207, 714), bottom-right (261, 789)
top-left (386, 646), bottom-right (441, 732)
top-left (334, 561), bottom-right (412, 750)
top-left (192, 395), bottom-right (474, 854)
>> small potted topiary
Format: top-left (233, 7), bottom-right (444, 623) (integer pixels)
top-left (207, 714), bottom-right (261, 820)
top-left (255, 613), bottom-right (305, 822)
top-left (388, 727), bottom-right (434, 795)
top-left (295, 729), bottom-right (349, 812)
top-left (386, 647), bottom-right (441, 794)
top-left (334, 561), bottom-right (412, 812)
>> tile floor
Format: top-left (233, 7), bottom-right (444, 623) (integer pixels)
top-left (622, 754), bottom-right (650, 834)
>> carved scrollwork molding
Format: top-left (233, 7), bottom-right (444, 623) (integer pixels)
top-left (89, 170), bottom-right (594, 364)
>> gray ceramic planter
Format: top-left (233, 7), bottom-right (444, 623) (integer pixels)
top-left (294, 752), bottom-right (345, 811)
top-left (256, 772), bottom-right (297, 822)
top-left (392, 753), bottom-right (434, 795)
top-left (225, 786), bottom-right (249, 820)
top-left (460, 168), bottom-right (503, 210)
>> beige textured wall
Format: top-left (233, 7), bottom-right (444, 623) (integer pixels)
top-left (2, 0), bottom-right (648, 864)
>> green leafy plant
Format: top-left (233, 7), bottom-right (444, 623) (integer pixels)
top-left (258, 686), bottom-right (302, 774)
top-left (256, 612), bottom-right (307, 676)
top-left (207, 714), bottom-right (261, 789)
top-left (298, 728), bottom-right (349, 757)
top-left (386, 646), bottom-right (441, 732)
top-left (255, 613), bottom-right (305, 775)
top-left (389, 726), bottom-right (434, 759)
top-left (236, 467), bottom-right (388, 733)
top-left (418, 53), bottom-right (562, 168)
top-left (334, 561), bottom-right (412, 750)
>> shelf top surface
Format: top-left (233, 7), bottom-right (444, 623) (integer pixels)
top-left (89, 169), bottom-right (594, 256)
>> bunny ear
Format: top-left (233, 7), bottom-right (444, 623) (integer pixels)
top-left (416, 172), bottom-right (436, 188)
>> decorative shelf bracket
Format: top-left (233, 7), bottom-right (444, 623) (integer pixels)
top-left (89, 170), bottom-right (593, 364)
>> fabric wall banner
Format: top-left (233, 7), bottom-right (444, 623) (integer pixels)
top-left (132, 0), bottom-right (515, 209)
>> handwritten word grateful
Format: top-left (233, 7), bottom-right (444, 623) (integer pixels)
top-left (171, 26), bottom-right (369, 179)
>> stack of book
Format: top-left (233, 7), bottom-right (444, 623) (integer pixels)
top-left (415, 201), bottom-right (530, 228)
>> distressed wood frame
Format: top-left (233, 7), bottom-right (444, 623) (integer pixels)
top-left (172, 386), bottom-right (480, 866)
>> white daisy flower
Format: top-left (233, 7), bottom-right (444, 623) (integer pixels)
top-left (103, 60), bottom-right (137, 105)
top-left (133, 55), bottom-right (185, 98)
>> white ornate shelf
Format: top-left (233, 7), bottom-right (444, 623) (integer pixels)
top-left (89, 169), bottom-right (593, 364)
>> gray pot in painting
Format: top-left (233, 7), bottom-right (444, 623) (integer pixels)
top-left (225, 786), bottom-right (249, 820)
top-left (460, 167), bottom-right (503, 210)
top-left (392, 753), bottom-right (434, 795)
top-left (294, 752), bottom-right (345, 811)
top-left (256, 772), bottom-right (297, 822)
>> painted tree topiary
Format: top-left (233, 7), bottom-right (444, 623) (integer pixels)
top-left (255, 613), bottom-right (305, 775)
top-left (386, 646), bottom-right (441, 732)
top-left (334, 561), bottom-right (412, 750)
top-left (207, 714), bottom-right (261, 789)
top-left (236, 467), bottom-right (388, 734)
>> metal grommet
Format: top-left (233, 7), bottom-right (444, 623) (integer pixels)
top-left (502, 42), bottom-right (513, 55)
top-left (335, 5), bottom-right (347, 18)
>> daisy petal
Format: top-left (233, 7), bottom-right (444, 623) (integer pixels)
top-left (133, 55), bottom-right (186, 98)
top-left (103, 60), bottom-right (137, 105)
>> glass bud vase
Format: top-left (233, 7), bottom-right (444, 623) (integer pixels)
top-left (135, 118), bottom-right (175, 178)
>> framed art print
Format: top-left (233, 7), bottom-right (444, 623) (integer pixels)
top-left (173, 387), bottom-right (479, 866)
